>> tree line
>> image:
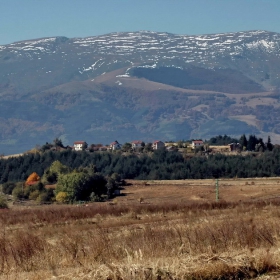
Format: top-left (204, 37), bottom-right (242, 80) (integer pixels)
top-left (206, 134), bottom-right (274, 152)
top-left (1, 147), bottom-right (280, 185)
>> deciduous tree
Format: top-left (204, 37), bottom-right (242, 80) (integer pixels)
top-left (55, 171), bottom-right (107, 202)
top-left (25, 172), bottom-right (40, 185)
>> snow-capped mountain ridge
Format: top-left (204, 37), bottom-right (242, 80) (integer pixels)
top-left (2, 30), bottom-right (280, 64)
top-left (1, 30), bottom-right (279, 91)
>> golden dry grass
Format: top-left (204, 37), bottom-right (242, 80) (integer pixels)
top-left (1, 178), bottom-right (280, 279)
top-left (122, 178), bottom-right (280, 204)
top-left (1, 153), bottom-right (24, 159)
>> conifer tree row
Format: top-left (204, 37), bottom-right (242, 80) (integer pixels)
top-left (1, 146), bottom-right (280, 184)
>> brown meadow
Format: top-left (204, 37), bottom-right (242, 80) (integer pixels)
top-left (1, 178), bottom-right (280, 279)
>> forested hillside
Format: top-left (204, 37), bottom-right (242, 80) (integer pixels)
top-left (1, 148), bottom-right (280, 184)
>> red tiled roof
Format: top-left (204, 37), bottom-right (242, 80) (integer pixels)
top-left (131, 140), bottom-right (142, 144)
top-left (74, 141), bottom-right (86, 145)
top-left (192, 140), bottom-right (203, 144)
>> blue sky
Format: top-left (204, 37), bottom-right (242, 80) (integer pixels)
top-left (1, 0), bottom-right (280, 45)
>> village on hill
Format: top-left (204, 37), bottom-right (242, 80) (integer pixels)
top-left (0, 133), bottom-right (278, 208)
top-left (36, 134), bottom-right (276, 155)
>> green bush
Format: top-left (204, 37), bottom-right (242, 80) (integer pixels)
top-left (29, 190), bottom-right (41, 200)
top-left (2, 181), bottom-right (16, 195)
top-left (56, 192), bottom-right (69, 203)
top-left (90, 192), bottom-right (102, 202)
top-left (0, 195), bottom-right (8, 209)
top-left (12, 185), bottom-right (25, 200)
top-left (36, 189), bottom-right (54, 204)
top-left (24, 182), bottom-right (44, 198)
top-left (55, 171), bottom-right (107, 202)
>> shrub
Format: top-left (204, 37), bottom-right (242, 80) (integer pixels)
top-left (29, 190), bottom-right (41, 200)
top-left (0, 195), bottom-right (8, 209)
top-left (24, 182), bottom-right (44, 198)
top-left (55, 171), bottom-right (107, 202)
top-left (12, 185), bottom-right (25, 200)
top-left (38, 189), bottom-right (55, 203)
top-left (36, 193), bottom-right (48, 204)
top-left (2, 181), bottom-right (16, 194)
top-left (90, 192), bottom-right (102, 202)
top-left (56, 192), bottom-right (69, 203)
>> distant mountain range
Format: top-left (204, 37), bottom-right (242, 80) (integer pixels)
top-left (0, 30), bottom-right (280, 153)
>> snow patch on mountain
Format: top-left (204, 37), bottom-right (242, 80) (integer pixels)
top-left (1, 30), bottom-right (280, 81)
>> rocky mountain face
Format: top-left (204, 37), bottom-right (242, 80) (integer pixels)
top-left (0, 30), bottom-right (280, 153)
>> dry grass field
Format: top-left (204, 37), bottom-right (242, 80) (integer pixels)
top-left (1, 178), bottom-right (280, 279)
top-left (121, 178), bottom-right (280, 205)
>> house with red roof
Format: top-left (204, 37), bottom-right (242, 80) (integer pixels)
top-left (73, 141), bottom-right (88, 151)
top-left (191, 140), bottom-right (204, 149)
top-left (110, 140), bottom-right (122, 150)
top-left (152, 140), bottom-right (165, 150)
top-left (131, 140), bottom-right (143, 149)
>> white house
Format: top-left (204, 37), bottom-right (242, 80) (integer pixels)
top-left (131, 140), bottom-right (143, 149)
top-left (152, 140), bottom-right (165, 150)
top-left (73, 141), bottom-right (87, 151)
top-left (110, 140), bottom-right (122, 150)
top-left (191, 140), bottom-right (204, 149)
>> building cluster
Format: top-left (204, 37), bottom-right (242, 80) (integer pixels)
top-left (73, 140), bottom-right (166, 151)
top-left (61, 138), bottom-right (276, 154)
top-left (72, 139), bottom-right (206, 152)
top-left (56, 139), bottom-right (250, 154)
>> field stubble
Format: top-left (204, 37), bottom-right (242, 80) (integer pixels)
top-left (1, 178), bottom-right (280, 279)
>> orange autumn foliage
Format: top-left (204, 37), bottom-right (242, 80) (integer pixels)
top-left (25, 172), bottom-right (40, 186)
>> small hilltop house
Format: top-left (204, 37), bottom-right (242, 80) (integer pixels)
top-left (191, 140), bottom-right (204, 149)
top-left (152, 140), bottom-right (165, 150)
top-left (131, 140), bottom-right (143, 149)
top-left (73, 141), bottom-right (87, 151)
top-left (110, 140), bottom-right (122, 150)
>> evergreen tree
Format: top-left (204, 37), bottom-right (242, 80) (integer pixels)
top-left (239, 134), bottom-right (248, 150)
top-left (122, 142), bottom-right (132, 152)
top-left (53, 138), bottom-right (64, 148)
top-left (267, 136), bottom-right (273, 151)
top-left (144, 143), bottom-right (153, 152)
top-left (247, 135), bottom-right (257, 151)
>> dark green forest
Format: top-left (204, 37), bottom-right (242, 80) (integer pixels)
top-left (1, 147), bottom-right (280, 184)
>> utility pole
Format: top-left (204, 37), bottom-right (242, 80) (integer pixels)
top-left (22, 183), bottom-right (24, 203)
top-left (216, 179), bottom-right (219, 202)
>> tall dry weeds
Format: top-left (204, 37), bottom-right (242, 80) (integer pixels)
top-left (1, 200), bottom-right (280, 279)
